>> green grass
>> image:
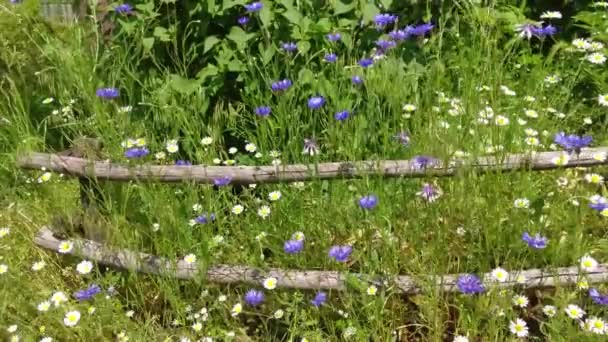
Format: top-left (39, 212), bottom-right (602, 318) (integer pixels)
top-left (1, 1), bottom-right (608, 341)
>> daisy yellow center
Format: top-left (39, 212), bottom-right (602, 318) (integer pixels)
top-left (67, 314), bottom-right (78, 322)
top-left (601, 209), bottom-right (608, 217)
top-left (515, 325), bottom-right (523, 332)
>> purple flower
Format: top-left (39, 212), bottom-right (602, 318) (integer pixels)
top-left (284, 239), bottom-right (304, 254)
top-left (238, 16), bottom-right (250, 26)
top-left (244, 1), bottom-right (263, 13)
top-left (244, 289), bottom-right (264, 306)
top-left (457, 274), bottom-right (485, 294)
top-left (522, 232), bottom-right (548, 249)
top-left (389, 29), bottom-right (410, 41)
top-left (417, 183), bottom-right (442, 202)
top-left (195, 213), bottom-right (216, 224)
top-left (411, 155), bottom-right (440, 170)
top-left (213, 176), bottom-right (232, 186)
top-left (374, 13), bottom-right (398, 28)
top-left (281, 42), bottom-right (297, 52)
top-left (394, 132), bottom-right (410, 146)
top-left (351, 75), bottom-right (363, 85)
top-left (271, 79), bottom-right (292, 92)
top-left (376, 39), bottom-right (397, 51)
top-left (329, 245), bottom-right (352, 262)
top-left (115, 3), bottom-right (134, 15)
top-left (124, 147), bottom-right (149, 158)
top-left (554, 132), bottom-right (592, 154)
top-left (589, 288), bottom-right (608, 305)
top-left (410, 23), bottom-right (434, 36)
top-left (358, 58), bottom-right (374, 68)
top-left (96, 88), bottom-right (119, 99)
top-left (308, 96), bottom-right (325, 110)
top-left (515, 23), bottom-right (538, 39)
top-left (311, 291), bottom-right (327, 307)
top-left (359, 195), bottom-right (378, 210)
top-left (302, 138), bottom-right (319, 156)
top-left (533, 25), bottom-right (557, 38)
top-left (327, 33), bottom-right (341, 42)
top-left (590, 202), bottom-right (608, 212)
top-left (255, 106), bottom-right (271, 117)
top-left (74, 284), bottom-right (102, 301)
top-left (175, 160), bottom-right (192, 166)
top-left (324, 53), bottom-right (337, 63)
top-left (334, 110), bottom-right (349, 121)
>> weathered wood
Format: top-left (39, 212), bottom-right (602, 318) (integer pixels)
top-left (34, 227), bottom-right (608, 293)
top-left (16, 147), bottom-right (608, 185)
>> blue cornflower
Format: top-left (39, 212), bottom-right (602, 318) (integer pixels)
top-left (244, 1), bottom-right (263, 12)
top-left (96, 88), bottom-right (119, 99)
top-left (326, 33), bottom-right (341, 42)
top-left (195, 213), bottom-right (216, 224)
top-left (554, 132), bottom-right (592, 154)
top-left (394, 132), bottom-right (410, 146)
top-left (351, 75), bottom-right (363, 85)
top-left (238, 16), bottom-right (250, 26)
top-left (244, 289), bottom-right (264, 306)
top-left (324, 53), bottom-right (337, 63)
top-left (213, 176), bottom-right (232, 186)
top-left (281, 42), bottom-right (297, 52)
top-left (417, 183), bottom-right (442, 202)
top-left (175, 160), bottom-right (192, 166)
top-left (376, 39), bottom-right (397, 50)
top-left (115, 3), bottom-right (134, 15)
top-left (311, 291), bottom-right (327, 307)
top-left (328, 245), bottom-right (352, 262)
top-left (359, 195), bottom-right (378, 210)
top-left (522, 232), bottom-right (548, 249)
top-left (456, 274), bottom-right (485, 294)
top-left (334, 110), bottom-right (349, 121)
top-left (410, 23), bottom-right (434, 36)
top-left (302, 138), bottom-right (319, 156)
top-left (515, 23), bottom-right (538, 39)
top-left (284, 239), bottom-right (304, 254)
top-left (271, 79), bottom-right (292, 92)
top-left (589, 288), bottom-right (608, 305)
top-left (74, 284), bottom-right (102, 301)
top-left (308, 96), bottom-right (325, 110)
top-left (374, 13), bottom-right (398, 28)
top-left (358, 58), bottom-right (374, 68)
top-left (124, 147), bottom-right (149, 158)
top-left (389, 29), bottom-right (410, 41)
top-left (534, 25), bottom-right (557, 38)
top-left (411, 155), bottom-right (440, 170)
top-left (255, 106), bottom-right (271, 117)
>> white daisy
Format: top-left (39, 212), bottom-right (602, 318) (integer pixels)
top-left (491, 267), bottom-right (509, 282)
top-left (263, 277), bottom-right (278, 290)
top-left (587, 52), bottom-right (607, 64)
top-left (509, 318), bottom-right (528, 337)
top-left (231, 204), bottom-right (244, 215)
top-left (580, 255), bottom-right (598, 272)
top-left (58, 241), bottom-right (73, 254)
top-left (63, 310), bottom-right (81, 327)
top-left (268, 191), bottom-right (282, 201)
top-left (565, 304), bottom-right (585, 319)
top-left (76, 260), bottom-right (94, 275)
top-left (542, 305), bottom-right (556, 317)
top-left (512, 294), bottom-right (529, 308)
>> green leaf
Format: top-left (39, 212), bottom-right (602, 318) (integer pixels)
top-left (298, 68), bottom-right (315, 85)
top-left (379, 0), bottom-right (393, 9)
top-left (333, 0), bottom-right (355, 15)
top-left (203, 36), bottom-right (221, 53)
top-left (280, 6), bottom-right (302, 25)
top-left (207, 0), bottom-right (216, 14)
top-left (227, 59), bottom-right (246, 72)
top-left (142, 37), bottom-right (155, 52)
top-left (259, 42), bottom-right (275, 65)
top-left (361, 3), bottom-right (380, 24)
top-left (226, 26), bottom-right (256, 50)
top-left (259, 1), bottom-right (274, 28)
top-left (222, 0), bottom-right (247, 11)
top-left (298, 40), bottom-right (311, 54)
top-left (196, 65), bottom-right (219, 81)
top-left (169, 74), bottom-right (201, 94)
top-left (153, 26), bottom-right (171, 42)
top-left (310, 18), bottom-right (332, 33)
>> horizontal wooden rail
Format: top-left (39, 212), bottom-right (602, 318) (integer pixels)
top-left (16, 147), bottom-right (608, 185)
top-left (34, 227), bottom-right (608, 293)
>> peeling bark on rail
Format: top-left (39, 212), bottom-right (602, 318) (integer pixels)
top-left (16, 147), bottom-right (608, 185)
top-left (34, 227), bottom-right (608, 293)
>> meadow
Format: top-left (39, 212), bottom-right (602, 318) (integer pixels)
top-left (1, 0), bottom-right (608, 341)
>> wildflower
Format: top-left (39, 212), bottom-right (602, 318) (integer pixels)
top-left (284, 239), bottom-right (303, 254)
top-left (522, 232), bottom-right (548, 249)
top-left (244, 1), bottom-right (262, 12)
top-left (302, 138), bottom-right (319, 156)
top-left (155, 152), bottom-right (166, 160)
top-left (166, 139), bottom-right (179, 153)
top-left (268, 191), bottom-right (281, 201)
top-left (255, 106), bottom-right (271, 117)
top-left (324, 53), bottom-right (337, 63)
top-left (263, 277), bottom-right (277, 290)
top-left (63, 311), bottom-right (81, 327)
top-left (271, 79), bottom-right (292, 92)
top-left (38, 172), bottom-right (52, 183)
top-left (587, 52), bottom-right (606, 64)
top-left (37, 300), bottom-right (51, 312)
top-left (374, 13), bottom-right (398, 28)
top-left (541, 11), bottom-right (562, 19)
top-left (308, 96), bottom-right (325, 110)
top-left (580, 254), bottom-right (599, 272)
top-left (0, 227), bottom-right (9, 238)
top-left (115, 4), bottom-right (133, 15)
top-left (491, 267), bottom-right (509, 282)
top-left (551, 153), bottom-right (570, 166)
top-left (411, 156), bottom-right (439, 170)
top-left (524, 128), bottom-right (538, 136)
top-left (509, 318), bottom-right (528, 337)
top-left (456, 274), bottom-right (485, 294)
top-left (584, 317), bottom-right (607, 334)
top-left (366, 285), bottom-right (378, 296)
top-left (359, 195), bottom-right (378, 210)
top-left (243, 143), bottom-right (257, 153)
top-left (183, 254), bottom-right (196, 264)
top-left (417, 183), bottom-right (442, 202)
top-left (327, 32), bottom-right (341, 41)
top-left (328, 245), bottom-right (352, 262)
top-left (51, 292), bottom-right (68, 307)
top-left (411, 23), bottom-right (434, 36)
top-left (544, 74), bottom-right (561, 84)
top-left (525, 137), bottom-right (540, 146)
top-left (192, 322), bottom-right (202, 332)
top-left (590, 42), bottom-right (605, 51)
top-left (231, 303), bottom-right (242, 316)
top-left (74, 284), bottom-right (101, 301)
top-left (195, 213), bottom-right (216, 224)
top-left (565, 304), bottom-right (585, 319)
top-left (42, 97), bottom-right (54, 104)
top-left (403, 104), bottom-right (417, 112)
top-left (281, 42), bottom-right (297, 52)
top-left (334, 110), bottom-right (349, 121)
top-left (96, 88), bottom-right (119, 99)
top-left (394, 132), bottom-right (410, 146)
top-left (232, 205), bottom-right (244, 215)
top-left (534, 25), bottom-right (557, 38)
top-left (213, 176), bottom-right (232, 187)
top-left (273, 309), bottom-right (284, 319)
top-left (0, 264), bottom-right (7, 275)
top-left (578, 278), bottom-right (589, 290)
top-left (389, 29), bottom-right (409, 40)
top-left (351, 75), bottom-right (363, 85)
top-left (453, 336), bottom-right (469, 342)
top-left (124, 147), bottom-right (149, 159)
top-left (257, 205), bottom-right (271, 219)
top-left (543, 305), bottom-right (557, 317)
top-left (238, 16), bottom-right (249, 25)
top-left (589, 288), bottom-right (608, 305)
top-left (585, 173), bottom-right (604, 184)
top-left (76, 260), bottom-right (94, 275)
top-left (376, 39), bottom-right (397, 50)
top-left (512, 294), bottom-right (529, 308)
top-left (524, 109), bottom-right (538, 118)
top-left (554, 132), bottom-right (592, 153)
top-left (358, 58), bottom-right (374, 67)
top-left (343, 327), bottom-right (357, 338)
top-left (495, 115), bottom-right (509, 126)
top-left (244, 290), bottom-right (264, 306)
top-left (311, 292), bottom-right (327, 307)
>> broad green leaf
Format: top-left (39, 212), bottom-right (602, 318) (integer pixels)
top-left (117, 19), bottom-right (137, 35)
top-left (196, 65), bottom-right (219, 81)
top-left (142, 37), bottom-right (155, 52)
top-left (222, 0), bottom-right (247, 11)
top-left (281, 7), bottom-right (302, 25)
top-left (379, 0), bottom-right (393, 10)
top-left (226, 26), bottom-right (256, 50)
top-left (298, 40), bottom-right (311, 54)
top-left (298, 68), bottom-right (315, 85)
top-left (259, 1), bottom-right (274, 28)
top-left (310, 18), bottom-right (332, 33)
top-left (259, 42), bottom-right (275, 65)
top-left (333, 0), bottom-right (355, 15)
top-left (153, 26), bottom-right (171, 41)
top-left (203, 36), bottom-right (221, 53)
top-left (361, 3), bottom-right (380, 24)
top-left (169, 74), bottom-right (201, 94)
top-left (207, 0), bottom-right (216, 14)
top-left (227, 59), bottom-right (246, 72)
